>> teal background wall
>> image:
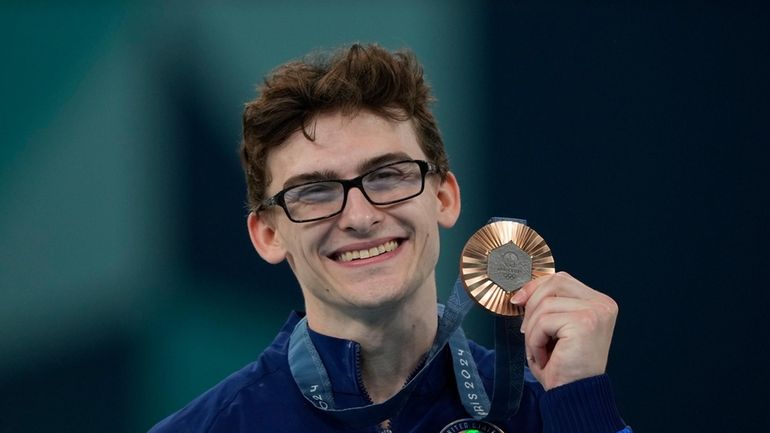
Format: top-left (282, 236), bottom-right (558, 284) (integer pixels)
top-left (1, 3), bottom-right (489, 432)
top-left (2, 2), bottom-right (769, 432)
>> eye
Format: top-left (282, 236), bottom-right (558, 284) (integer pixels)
top-left (286, 182), bottom-right (340, 204)
top-left (365, 162), bottom-right (421, 188)
top-left (368, 167), bottom-right (405, 182)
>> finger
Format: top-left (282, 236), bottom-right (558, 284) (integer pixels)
top-left (525, 272), bottom-right (598, 317)
top-left (521, 295), bottom-right (587, 335)
top-left (510, 274), bottom-right (545, 305)
top-left (525, 346), bottom-right (546, 376)
top-left (511, 271), bottom-right (568, 307)
top-left (525, 311), bottom-right (572, 369)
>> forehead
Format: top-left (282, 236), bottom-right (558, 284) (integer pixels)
top-left (265, 110), bottom-right (426, 191)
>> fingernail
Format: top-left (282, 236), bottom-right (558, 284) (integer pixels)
top-left (526, 351), bottom-right (535, 366)
top-left (510, 289), bottom-right (525, 305)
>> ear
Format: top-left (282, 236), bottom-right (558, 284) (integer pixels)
top-left (435, 171), bottom-right (461, 228)
top-left (247, 212), bottom-right (287, 264)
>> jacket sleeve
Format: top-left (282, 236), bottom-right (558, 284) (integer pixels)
top-left (538, 374), bottom-right (631, 433)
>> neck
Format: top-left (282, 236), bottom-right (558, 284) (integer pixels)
top-left (355, 306), bottom-right (436, 403)
top-left (305, 287), bottom-right (438, 403)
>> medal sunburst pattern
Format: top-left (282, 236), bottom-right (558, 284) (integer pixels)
top-left (460, 221), bottom-right (555, 316)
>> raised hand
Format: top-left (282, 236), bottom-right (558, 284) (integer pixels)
top-left (511, 271), bottom-right (619, 390)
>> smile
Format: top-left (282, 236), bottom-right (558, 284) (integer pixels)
top-left (335, 240), bottom-right (399, 262)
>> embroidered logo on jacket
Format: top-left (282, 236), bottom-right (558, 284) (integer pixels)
top-left (439, 418), bottom-right (504, 433)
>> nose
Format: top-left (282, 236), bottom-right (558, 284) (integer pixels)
top-left (336, 186), bottom-right (382, 234)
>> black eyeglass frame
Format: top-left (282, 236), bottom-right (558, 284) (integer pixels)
top-left (257, 159), bottom-right (438, 223)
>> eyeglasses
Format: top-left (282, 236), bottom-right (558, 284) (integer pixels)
top-left (258, 160), bottom-right (438, 223)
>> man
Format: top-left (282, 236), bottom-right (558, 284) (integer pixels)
top-left (150, 44), bottom-right (630, 433)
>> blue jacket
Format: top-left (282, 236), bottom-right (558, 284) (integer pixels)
top-left (149, 312), bottom-right (630, 433)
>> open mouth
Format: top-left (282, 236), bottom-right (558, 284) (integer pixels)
top-left (334, 240), bottom-right (401, 263)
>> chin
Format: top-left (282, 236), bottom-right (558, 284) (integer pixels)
top-left (348, 286), bottom-right (414, 311)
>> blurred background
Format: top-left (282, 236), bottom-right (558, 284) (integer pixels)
top-left (1, 2), bottom-right (768, 432)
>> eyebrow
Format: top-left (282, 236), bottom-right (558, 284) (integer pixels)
top-left (357, 152), bottom-right (412, 174)
top-left (281, 152), bottom-right (413, 189)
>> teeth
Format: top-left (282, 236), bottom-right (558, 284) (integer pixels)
top-left (337, 240), bottom-right (399, 262)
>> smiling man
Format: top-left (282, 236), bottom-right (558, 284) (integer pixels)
top-left (149, 44), bottom-right (631, 433)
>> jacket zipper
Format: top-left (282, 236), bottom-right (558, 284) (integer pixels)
top-left (354, 345), bottom-right (391, 432)
top-left (354, 345), bottom-right (428, 433)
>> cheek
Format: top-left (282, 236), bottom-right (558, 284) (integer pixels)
top-left (283, 247), bottom-right (316, 281)
top-left (275, 229), bottom-right (300, 267)
top-left (282, 231), bottom-right (326, 271)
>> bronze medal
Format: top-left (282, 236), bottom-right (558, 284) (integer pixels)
top-left (460, 220), bottom-right (555, 316)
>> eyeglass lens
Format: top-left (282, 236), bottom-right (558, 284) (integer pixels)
top-left (284, 161), bottom-right (424, 221)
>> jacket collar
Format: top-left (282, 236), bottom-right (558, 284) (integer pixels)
top-left (282, 311), bottom-right (452, 403)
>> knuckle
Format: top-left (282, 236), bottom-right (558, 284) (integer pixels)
top-left (577, 310), bottom-right (601, 332)
top-left (586, 308), bottom-right (601, 324)
top-left (539, 296), bottom-right (556, 310)
top-left (597, 295), bottom-right (619, 317)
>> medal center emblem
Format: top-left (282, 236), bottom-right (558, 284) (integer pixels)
top-left (486, 241), bottom-right (532, 292)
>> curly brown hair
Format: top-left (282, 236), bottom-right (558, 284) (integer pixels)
top-left (240, 43), bottom-right (449, 212)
